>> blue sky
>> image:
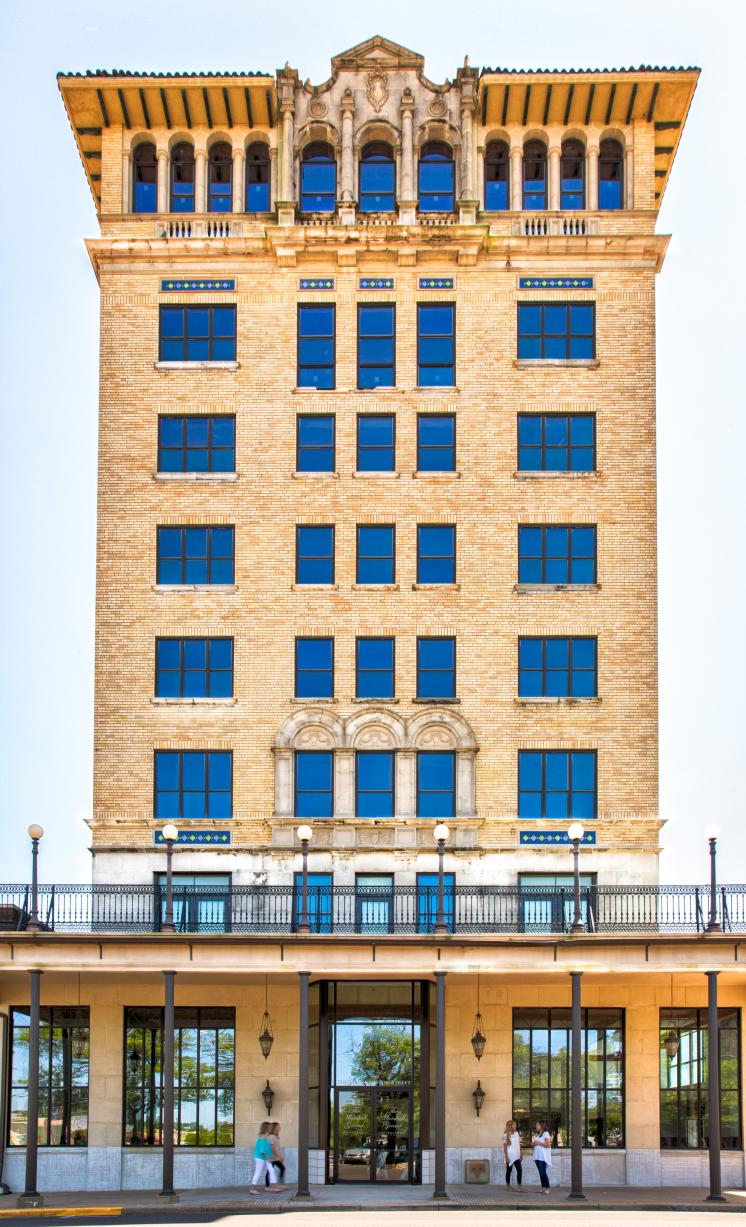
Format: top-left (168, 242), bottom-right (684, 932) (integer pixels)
top-left (0, 0), bottom-right (743, 884)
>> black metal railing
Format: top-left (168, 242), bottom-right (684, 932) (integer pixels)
top-left (0, 883), bottom-right (743, 936)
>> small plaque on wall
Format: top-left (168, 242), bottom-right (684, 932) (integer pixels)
top-left (464, 1159), bottom-right (490, 1183)
top-left (153, 829), bottom-right (231, 845)
top-left (519, 830), bottom-right (597, 846)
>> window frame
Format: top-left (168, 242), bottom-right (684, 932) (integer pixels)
top-left (416, 636), bottom-right (457, 700)
top-left (355, 749), bottom-right (396, 818)
top-left (417, 413), bottom-right (456, 472)
top-left (358, 141), bottom-right (396, 213)
top-left (153, 749), bottom-right (233, 820)
top-left (416, 872), bottom-right (456, 934)
top-left (295, 636), bottom-right (335, 700)
top-left (599, 139), bottom-right (624, 211)
top-left (132, 142), bottom-right (157, 213)
top-left (518, 636), bottom-right (598, 699)
top-left (158, 304), bottom-right (237, 362)
top-left (355, 636), bottom-right (395, 700)
top-left (517, 302), bottom-right (596, 361)
top-left (297, 303), bottom-right (336, 389)
top-left (417, 523), bottom-right (456, 585)
top-left (207, 141), bottom-right (233, 213)
top-left (300, 142), bottom-right (337, 214)
top-left (356, 524), bottom-right (396, 585)
top-left (155, 637), bottom-right (234, 699)
top-left (517, 524), bottom-right (597, 586)
top-left (292, 871), bottom-right (334, 933)
top-left (417, 302), bottom-right (456, 387)
top-left (484, 140), bottom-right (510, 211)
top-left (157, 414), bottom-right (236, 474)
top-left (522, 140), bottom-right (548, 210)
top-left (296, 414), bottom-right (336, 474)
top-left (416, 750), bottom-right (456, 819)
top-left (156, 525), bottom-right (235, 586)
top-left (356, 413), bottom-right (396, 473)
top-left (245, 142), bottom-right (270, 212)
top-left (294, 750), bottom-right (334, 819)
top-left (9, 1007), bottom-right (90, 1148)
top-left (560, 139), bottom-right (586, 210)
top-left (517, 749), bottom-right (598, 820)
top-left (659, 1008), bottom-right (742, 1151)
top-left (357, 303), bottom-right (396, 389)
top-left (170, 142), bottom-right (195, 213)
top-left (418, 141), bottom-right (455, 213)
top-left (517, 412), bottom-right (596, 473)
top-left (295, 524), bottom-right (335, 586)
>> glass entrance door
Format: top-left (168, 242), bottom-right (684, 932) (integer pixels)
top-left (333, 1087), bottom-right (412, 1182)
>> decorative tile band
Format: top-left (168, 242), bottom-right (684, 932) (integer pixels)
top-left (161, 279), bottom-right (235, 292)
top-left (359, 277), bottom-right (395, 290)
top-left (153, 829), bottom-right (231, 845)
top-left (299, 278), bottom-right (335, 290)
top-left (520, 830), bottom-right (597, 846)
top-left (518, 276), bottom-right (594, 290)
top-left (419, 277), bottom-right (455, 290)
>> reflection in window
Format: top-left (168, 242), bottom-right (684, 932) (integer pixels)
top-left (301, 142), bottom-right (336, 213)
top-left (517, 413), bottom-right (595, 472)
top-left (417, 872), bottom-right (455, 933)
top-left (417, 304), bottom-right (455, 386)
top-left (155, 873), bottom-right (231, 933)
top-left (359, 142), bottom-right (395, 212)
top-left (599, 139), bottom-right (624, 210)
top-left (170, 142), bottom-right (195, 212)
top-left (356, 752), bottom-right (395, 817)
top-left (246, 142), bottom-right (270, 211)
top-left (293, 871), bottom-right (333, 932)
top-left (513, 1008), bottom-right (624, 1148)
top-left (523, 141), bottom-right (547, 210)
top-left (208, 142), bottom-right (232, 212)
top-left (295, 751), bottom-right (334, 818)
top-left (518, 749), bottom-right (597, 819)
top-left (518, 873), bottom-right (596, 932)
top-left (418, 142), bottom-right (455, 212)
top-left (560, 139), bottom-right (585, 209)
top-left (485, 140), bottom-right (509, 210)
top-left (356, 637), bottom-right (395, 700)
top-left (297, 414), bottom-right (335, 473)
top-left (356, 874), bottom-right (395, 934)
top-left (124, 1007), bottom-right (235, 1146)
top-left (154, 750), bottom-right (233, 819)
top-left (517, 303), bottom-right (595, 360)
top-left (9, 1007), bottom-right (89, 1147)
top-left (132, 143), bottom-right (157, 212)
top-left (416, 751), bottom-right (455, 818)
top-left (660, 1008), bottom-right (742, 1149)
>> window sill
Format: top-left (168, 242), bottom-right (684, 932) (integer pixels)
top-left (514, 696), bottom-right (602, 706)
top-left (414, 386), bottom-right (460, 393)
top-left (513, 470), bottom-right (600, 480)
top-left (411, 697), bottom-right (461, 704)
top-left (352, 471), bottom-right (400, 479)
top-left (152, 584), bottom-right (238, 593)
top-left (351, 697), bottom-right (400, 704)
top-left (413, 470), bottom-right (461, 479)
top-left (290, 697), bottom-right (337, 704)
top-left (351, 583), bottom-right (400, 591)
top-left (155, 361), bottom-right (240, 371)
top-left (290, 583), bottom-right (339, 592)
top-left (292, 471), bottom-right (340, 480)
top-left (514, 583), bottom-right (601, 593)
top-left (412, 583), bottom-right (461, 592)
top-left (154, 472), bottom-right (238, 483)
top-left (152, 697), bottom-right (237, 706)
top-left (513, 359), bottom-right (600, 370)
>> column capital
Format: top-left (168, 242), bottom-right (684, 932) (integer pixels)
top-left (400, 89), bottom-right (415, 115)
top-left (340, 89), bottom-right (356, 115)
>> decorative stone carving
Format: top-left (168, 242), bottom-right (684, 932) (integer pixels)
top-left (358, 828), bottom-right (394, 846)
top-left (296, 726), bottom-right (335, 749)
top-left (428, 97), bottom-right (448, 118)
top-left (367, 70), bottom-right (389, 113)
top-left (416, 726), bottom-right (457, 749)
top-left (308, 96), bottom-right (328, 119)
top-left (356, 726), bottom-right (396, 749)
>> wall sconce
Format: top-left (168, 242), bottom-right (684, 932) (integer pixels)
top-left (472, 1080), bottom-right (486, 1117)
top-left (262, 1079), bottom-right (275, 1114)
top-left (258, 974), bottom-right (274, 1059)
top-left (470, 974), bottom-right (486, 1061)
top-left (663, 1029), bottom-right (680, 1060)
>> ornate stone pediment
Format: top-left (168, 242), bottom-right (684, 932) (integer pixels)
top-left (332, 35), bottom-right (424, 72)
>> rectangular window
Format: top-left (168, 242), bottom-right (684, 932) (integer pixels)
top-left (518, 637), bottom-right (597, 698)
top-left (124, 1007), bottom-right (235, 1146)
top-left (155, 638), bottom-right (234, 699)
top-left (295, 637), bottom-right (334, 699)
top-left (417, 524), bottom-right (456, 584)
top-left (156, 526), bottom-right (234, 586)
top-left (356, 750), bottom-right (395, 817)
top-left (660, 1008), bottom-right (742, 1150)
top-left (357, 414), bottom-right (395, 472)
top-left (513, 1008), bottom-right (624, 1148)
top-left (154, 750), bottom-right (232, 819)
top-left (517, 413), bottom-right (595, 472)
top-left (417, 872), bottom-right (455, 934)
top-left (518, 750), bottom-right (597, 819)
top-left (417, 303), bottom-right (455, 386)
top-left (158, 415), bottom-right (236, 474)
top-left (293, 872), bottom-right (333, 933)
top-left (518, 525), bottom-right (596, 585)
top-left (417, 414), bottom-right (456, 472)
top-left (295, 751), bottom-right (334, 818)
top-left (517, 303), bottom-right (595, 361)
top-left (518, 872), bottom-right (596, 933)
top-left (155, 873), bottom-right (231, 934)
top-left (416, 751), bottom-right (456, 818)
top-left (9, 1007), bottom-right (89, 1147)
top-left (356, 525), bottom-right (395, 585)
top-left (356, 637), bottom-right (395, 700)
top-left (297, 415), bottom-right (335, 473)
top-left (296, 525), bottom-right (335, 585)
top-left (159, 305), bottom-right (236, 362)
top-left (417, 637), bottom-right (456, 699)
top-left (357, 304), bottom-right (395, 388)
top-left (356, 873), bottom-right (394, 935)
top-left (297, 305), bottom-right (335, 389)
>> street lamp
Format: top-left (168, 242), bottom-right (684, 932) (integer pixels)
top-left (568, 822), bottom-right (585, 935)
top-left (433, 823), bottom-right (450, 937)
top-left (705, 824), bottom-right (722, 934)
top-left (296, 825), bottom-right (313, 935)
top-left (160, 824), bottom-right (178, 933)
top-left (26, 825), bottom-right (44, 933)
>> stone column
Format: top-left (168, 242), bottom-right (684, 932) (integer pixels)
top-left (586, 144), bottom-right (599, 211)
top-left (398, 90), bottom-right (416, 224)
top-left (458, 101), bottom-right (478, 223)
top-left (396, 750), bottom-right (417, 819)
top-left (338, 90), bottom-right (356, 225)
top-left (510, 145), bottom-right (522, 211)
top-left (476, 144), bottom-right (485, 211)
top-left (195, 150), bottom-right (207, 213)
top-left (625, 143), bottom-right (634, 209)
top-left (548, 144), bottom-right (561, 210)
top-left (121, 153), bottom-right (131, 213)
top-left (273, 748), bottom-right (294, 818)
top-left (456, 750), bottom-right (475, 817)
top-left (334, 749), bottom-right (355, 819)
top-left (232, 148), bottom-right (245, 213)
top-left (156, 150), bottom-right (169, 214)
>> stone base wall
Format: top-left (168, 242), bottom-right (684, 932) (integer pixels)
top-left (419, 1148), bottom-right (746, 1188)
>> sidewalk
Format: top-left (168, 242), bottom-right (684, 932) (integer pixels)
top-left (0, 1183), bottom-right (745, 1216)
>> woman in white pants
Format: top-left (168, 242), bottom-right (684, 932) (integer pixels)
top-left (250, 1122), bottom-right (282, 1194)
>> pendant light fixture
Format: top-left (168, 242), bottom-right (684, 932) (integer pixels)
top-left (258, 974), bottom-right (274, 1059)
top-left (470, 974), bottom-right (487, 1061)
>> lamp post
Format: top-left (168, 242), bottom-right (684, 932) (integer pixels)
top-left (705, 824), bottom-right (722, 934)
top-left (433, 823), bottom-right (450, 937)
top-left (568, 822), bottom-right (585, 935)
top-left (296, 825), bottom-right (313, 935)
top-left (160, 824), bottom-right (178, 933)
top-left (26, 825), bottom-right (44, 933)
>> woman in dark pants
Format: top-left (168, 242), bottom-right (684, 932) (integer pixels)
top-left (532, 1120), bottom-right (552, 1193)
top-left (502, 1119), bottom-right (523, 1187)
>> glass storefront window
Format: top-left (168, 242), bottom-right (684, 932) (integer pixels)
top-left (9, 1007), bottom-right (89, 1147)
top-left (660, 1008), bottom-right (742, 1149)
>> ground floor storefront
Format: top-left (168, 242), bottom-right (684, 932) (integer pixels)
top-left (0, 932), bottom-right (744, 1196)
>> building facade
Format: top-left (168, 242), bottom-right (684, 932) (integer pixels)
top-left (2, 36), bottom-right (745, 1199)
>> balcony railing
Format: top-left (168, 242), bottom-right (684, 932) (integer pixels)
top-left (0, 884), bottom-right (743, 937)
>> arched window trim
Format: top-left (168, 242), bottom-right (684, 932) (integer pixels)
top-left (208, 141), bottom-right (233, 214)
top-left (523, 139), bottom-right (547, 211)
top-left (560, 138), bottom-right (586, 210)
top-left (131, 141), bottom-right (157, 214)
top-left (359, 141), bottom-right (396, 213)
top-left (599, 138), bottom-right (624, 211)
top-left (300, 141), bottom-right (337, 214)
top-left (418, 140), bottom-right (456, 214)
top-left (170, 141), bottom-right (195, 214)
top-left (484, 139), bottom-right (510, 212)
top-left (245, 141), bottom-right (271, 213)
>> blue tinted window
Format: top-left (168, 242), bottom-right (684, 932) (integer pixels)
top-left (356, 637), bottom-right (395, 699)
top-left (295, 637), bottom-right (334, 698)
top-left (417, 524), bottom-right (456, 584)
top-left (485, 140), bottom-right (509, 211)
top-left (356, 751), bottom-right (395, 817)
top-left (417, 414), bottom-right (456, 472)
top-left (523, 140), bottom-right (547, 210)
top-left (417, 304), bottom-right (455, 386)
top-left (296, 525), bottom-right (335, 585)
top-left (297, 415), bottom-right (335, 473)
top-left (357, 525), bottom-right (395, 585)
top-left (245, 143), bottom-right (270, 212)
top-left (132, 143), bottom-right (157, 213)
top-left (519, 637), bottom-right (597, 698)
top-left (518, 750), bottom-right (597, 819)
top-left (417, 637), bottom-right (456, 699)
top-left (357, 414), bottom-right (395, 472)
top-left (158, 415), bottom-right (235, 473)
top-left (208, 142), bottom-right (232, 212)
top-left (159, 305), bottom-right (236, 362)
top-left (517, 413), bottom-right (595, 472)
top-left (300, 143), bottom-right (336, 213)
top-left (418, 142), bottom-right (455, 212)
top-left (599, 139), bottom-right (624, 211)
top-left (417, 751), bottom-right (455, 818)
top-left (417, 872), bottom-right (455, 933)
top-left (518, 524), bottom-right (596, 585)
top-left (359, 143), bottom-right (396, 212)
top-left (517, 303), bottom-right (595, 361)
top-left (293, 872), bottom-right (333, 933)
top-left (295, 751), bottom-right (333, 817)
top-left (156, 526), bottom-right (234, 585)
top-left (155, 750), bottom-right (232, 819)
top-left (560, 140), bottom-right (585, 210)
top-left (358, 305), bottom-right (395, 388)
top-left (298, 305), bottom-right (335, 389)
top-left (156, 637), bottom-right (234, 698)
top-left (170, 142), bottom-right (195, 212)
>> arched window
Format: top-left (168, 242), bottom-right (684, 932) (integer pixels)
top-left (599, 139), bottom-right (624, 210)
top-left (359, 142), bottom-right (395, 212)
top-left (300, 142), bottom-right (337, 213)
top-left (132, 142), bottom-right (157, 213)
top-left (561, 139), bottom-right (585, 209)
top-left (246, 142), bottom-right (270, 212)
top-left (523, 140), bottom-right (547, 210)
top-left (418, 141), bottom-right (455, 212)
top-left (484, 140), bottom-right (509, 210)
top-left (170, 143), bottom-right (195, 213)
top-left (208, 142), bottom-right (233, 213)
